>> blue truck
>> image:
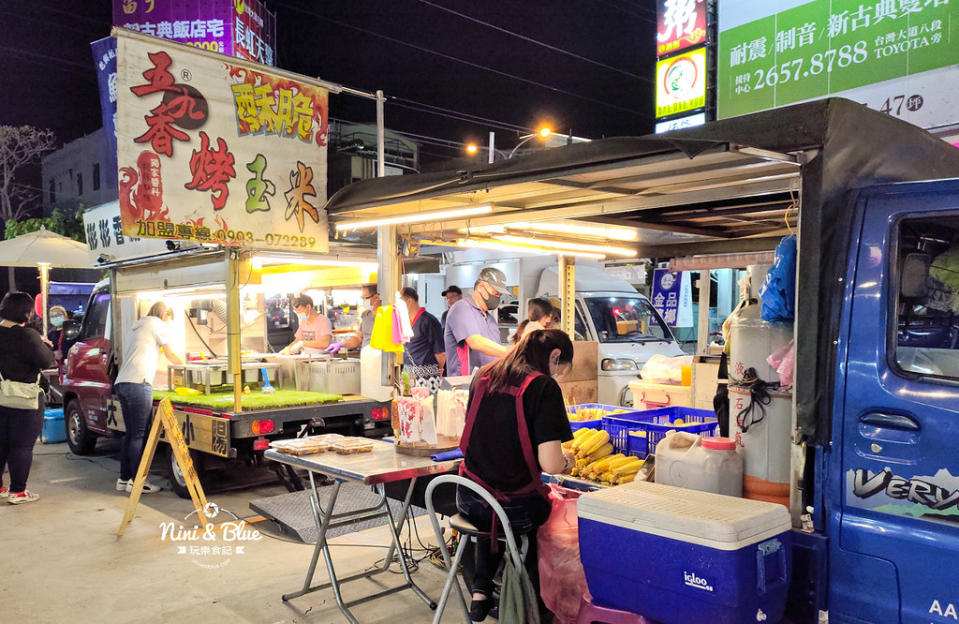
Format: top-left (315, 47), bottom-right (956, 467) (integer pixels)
top-left (324, 98), bottom-right (959, 622)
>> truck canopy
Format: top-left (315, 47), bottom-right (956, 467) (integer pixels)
top-left (325, 98), bottom-right (959, 442)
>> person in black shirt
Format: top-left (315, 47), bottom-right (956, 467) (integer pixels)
top-left (400, 287), bottom-right (445, 390)
top-left (0, 292), bottom-right (55, 504)
top-left (457, 328), bottom-right (575, 621)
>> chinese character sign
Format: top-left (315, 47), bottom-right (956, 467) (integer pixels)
top-left (83, 201), bottom-right (169, 263)
top-left (91, 37), bottom-right (119, 175)
top-left (116, 31), bottom-right (329, 250)
top-left (717, 0), bottom-right (959, 127)
top-left (655, 47), bottom-right (707, 118)
top-left (657, 0), bottom-right (707, 56)
top-left (113, 0), bottom-right (232, 55)
top-left (651, 269), bottom-right (693, 327)
top-left (233, 0), bottom-right (277, 67)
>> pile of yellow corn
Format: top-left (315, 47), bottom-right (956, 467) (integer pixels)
top-left (563, 428), bottom-right (645, 486)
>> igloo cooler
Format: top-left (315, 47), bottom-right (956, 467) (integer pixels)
top-left (578, 481), bottom-right (792, 624)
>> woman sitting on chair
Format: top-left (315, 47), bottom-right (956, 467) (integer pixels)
top-left (457, 329), bottom-right (575, 621)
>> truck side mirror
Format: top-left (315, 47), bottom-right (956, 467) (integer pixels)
top-left (61, 319), bottom-right (81, 342)
top-left (901, 253), bottom-right (930, 298)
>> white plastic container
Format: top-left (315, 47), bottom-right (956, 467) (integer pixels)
top-left (727, 303), bottom-right (792, 384)
top-left (309, 359), bottom-right (361, 395)
top-left (655, 431), bottom-right (744, 497)
top-left (360, 346), bottom-right (394, 402)
top-left (729, 385), bottom-right (792, 507)
top-left (629, 379), bottom-right (693, 410)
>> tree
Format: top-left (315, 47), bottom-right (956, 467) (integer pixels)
top-left (0, 125), bottom-right (56, 223)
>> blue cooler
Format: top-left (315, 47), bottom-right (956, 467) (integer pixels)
top-left (41, 408), bottom-right (66, 444)
top-left (578, 481), bottom-right (791, 624)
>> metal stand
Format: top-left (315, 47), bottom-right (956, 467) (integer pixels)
top-left (282, 473), bottom-right (437, 623)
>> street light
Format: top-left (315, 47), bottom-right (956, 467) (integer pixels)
top-left (507, 126), bottom-right (552, 159)
top-left (465, 143), bottom-right (479, 155)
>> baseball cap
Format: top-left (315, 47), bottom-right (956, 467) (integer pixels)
top-left (441, 285), bottom-right (462, 296)
top-left (477, 267), bottom-right (510, 295)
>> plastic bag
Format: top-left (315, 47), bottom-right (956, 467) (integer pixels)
top-left (639, 354), bottom-right (694, 385)
top-left (760, 235), bottom-right (797, 322)
top-left (537, 485), bottom-right (589, 624)
top-left (766, 339), bottom-right (796, 389)
top-left (395, 291), bottom-right (414, 343)
top-left (370, 305), bottom-right (404, 354)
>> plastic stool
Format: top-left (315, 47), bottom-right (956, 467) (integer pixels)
top-left (576, 593), bottom-right (655, 624)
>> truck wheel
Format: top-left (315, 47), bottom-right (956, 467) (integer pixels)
top-left (166, 446), bottom-right (207, 500)
top-left (65, 400), bottom-right (97, 455)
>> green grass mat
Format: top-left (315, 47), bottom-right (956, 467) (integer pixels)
top-left (153, 389), bottom-right (343, 411)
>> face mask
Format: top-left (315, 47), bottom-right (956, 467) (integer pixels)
top-left (296, 313), bottom-right (307, 323)
top-left (482, 293), bottom-right (501, 310)
top-left (51, 316), bottom-right (64, 328)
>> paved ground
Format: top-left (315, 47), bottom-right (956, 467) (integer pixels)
top-left (0, 438), bottom-right (468, 624)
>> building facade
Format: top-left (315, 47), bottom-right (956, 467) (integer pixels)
top-left (41, 128), bottom-right (118, 215)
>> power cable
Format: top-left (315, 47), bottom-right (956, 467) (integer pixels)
top-left (412, 0), bottom-right (648, 81)
top-left (388, 102), bottom-right (526, 135)
top-left (0, 45), bottom-right (94, 71)
top-left (389, 96), bottom-right (531, 133)
top-left (273, 1), bottom-right (643, 117)
top-left (591, 0), bottom-right (656, 20)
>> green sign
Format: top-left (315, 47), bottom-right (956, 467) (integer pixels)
top-left (718, 0), bottom-right (959, 120)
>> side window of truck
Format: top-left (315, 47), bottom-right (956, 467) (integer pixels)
top-left (82, 292), bottom-right (110, 340)
top-left (893, 217), bottom-right (959, 380)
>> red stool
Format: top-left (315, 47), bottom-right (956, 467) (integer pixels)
top-left (576, 593), bottom-right (656, 624)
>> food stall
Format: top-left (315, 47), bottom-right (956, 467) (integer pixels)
top-left (317, 99), bottom-right (959, 623)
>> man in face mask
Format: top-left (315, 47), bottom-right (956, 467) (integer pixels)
top-left (444, 267), bottom-right (511, 377)
top-left (280, 294), bottom-right (332, 354)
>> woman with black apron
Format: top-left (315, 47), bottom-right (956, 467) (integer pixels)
top-left (457, 329), bottom-right (575, 621)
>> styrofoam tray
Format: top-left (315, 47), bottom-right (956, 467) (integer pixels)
top-left (578, 480), bottom-right (790, 550)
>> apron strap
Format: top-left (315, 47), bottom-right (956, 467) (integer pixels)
top-left (509, 373), bottom-right (551, 499)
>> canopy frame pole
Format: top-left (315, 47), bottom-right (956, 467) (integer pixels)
top-left (697, 270), bottom-right (711, 355)
top-left (39, 263), bottom-right (50, 337)
top-left (559, 256), bottom-right (575, 337)
top-left (375, 90), bottom-right (400, 388)
top-left (227, 249), bottom-right (243, 413)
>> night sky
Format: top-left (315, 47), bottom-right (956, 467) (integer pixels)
top-left (2, 0), bottom-right (656, 162)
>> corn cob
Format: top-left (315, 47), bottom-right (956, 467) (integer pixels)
top-left (617, 473), bottom-right (636, 485)
top-left (607, 456), bottom-right (639, 471)
top-left (573, 427), bottom-right (591, 439)
top-left (586, 453), bottom-right (624, 475)
top-left (570, 428), bottom-right (599, 453)
top-left (612, 458), bottom-right (644, 476)
top-left (578, 429), bottom-right (610, 457)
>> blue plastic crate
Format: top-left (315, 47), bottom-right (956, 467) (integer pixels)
top-left (567, 403), bottom-right (642, 432)
top-left (602, 406), bottom-right (718, 458)
top-left (41, 408), bottom-right (66, 444)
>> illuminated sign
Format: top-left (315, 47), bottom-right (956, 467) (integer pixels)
top-left (657, 0), bottom-right (707, 57)
top-left (718, 0), bottom-right (959, 127)
top-left (655, 112), bottom-right (707, 133)
top-left (656, 47), bottom-right (707, 119)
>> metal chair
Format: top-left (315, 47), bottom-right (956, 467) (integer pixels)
top-left (425, 474), bottom-right (530, 624)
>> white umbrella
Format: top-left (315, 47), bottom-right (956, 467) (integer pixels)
top-left (0, 227), bottom-right (94, 334)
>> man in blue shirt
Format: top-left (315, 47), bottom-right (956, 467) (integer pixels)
top-left (400, 287), bottom-right (445, 390)
top-left (444, 267), bottom-right (510, 376)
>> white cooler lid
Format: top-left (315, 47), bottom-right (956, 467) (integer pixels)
top-left (578, 481), bottom-right (791, 550)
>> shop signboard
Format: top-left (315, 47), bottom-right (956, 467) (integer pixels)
top-left (655, 111), bottom-right (707, 133)
top-left (655, 47), bottom-right (707, 119)
top-left (652, 268), bottom-right (693, 327)
top-left (657, 0), bottom-right (708, 57)
top-left (83, 201), bottom-right (171, 263)
top-left (91, 37), bottom-right (119, 174)
top-left (115, 31), bottom-right (330, 251)
top-left (717, 0), bottom-right (959, 128)
top-left (112, 0), bottom-right (276, 65)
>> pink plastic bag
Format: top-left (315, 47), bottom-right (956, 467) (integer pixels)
top-left (538, 485), bottom-right (589, 624)
top-left (766, 340), bottom-right (795, 388)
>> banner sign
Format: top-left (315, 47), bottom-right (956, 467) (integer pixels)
top-left (656, 47), bottom-right (707, 118)
top-left (718, 0), bottom-right (959, 126)
top-left (91, 37), bottom-right (119, 175)
top-left (116, 32), bottom-right (329, 250)
top-left (652, 269), bottom-right (693, 327)
top-left (657, 0), bottom-right (707, 57)
top-left (83, 201), bottom-right (171, 263)
top-left (113, 0), bottom-right (276, 65)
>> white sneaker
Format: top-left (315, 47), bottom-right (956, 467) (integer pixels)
top-left (125, 480), bottom-right (162, 494)
top-left (116, 479), bottom-right (132, 492)
top-left (0, 486), bottom-right (8, 498)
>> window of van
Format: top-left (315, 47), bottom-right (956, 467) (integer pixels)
top-left (82, 292), bottom-right (110, 340)
top-left (894, 217), bottom-right (959, 380)
top-left (584, 296), bottom-right (670, 343)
